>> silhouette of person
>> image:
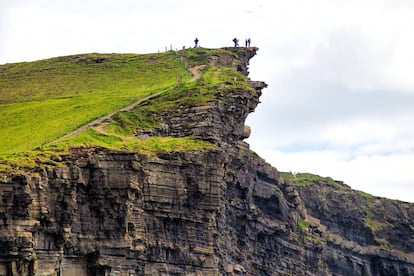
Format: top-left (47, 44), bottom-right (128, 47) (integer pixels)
top-left (245, 39), bottom-right (248, 47)
top-left (233, 38), bottom-right (239, 47)
top-left (194, 37), bottom-right (199, 48)
top-left (247, 38), bottom-right (251, 47)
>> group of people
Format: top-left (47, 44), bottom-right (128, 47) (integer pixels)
top-left (193, 37), bottom-right (252, 48)
top-left (232, 38), bottom-right (251, 48)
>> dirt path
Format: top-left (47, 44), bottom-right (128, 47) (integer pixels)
top-left (189, 65), bottom-right (205, 81)
top-left (49, 89), bottom-right (171, 144)
top-left (49, 66), bottom-right (204, 144)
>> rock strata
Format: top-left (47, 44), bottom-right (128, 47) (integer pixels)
top-left (1, 48), bottom-right (413, 275)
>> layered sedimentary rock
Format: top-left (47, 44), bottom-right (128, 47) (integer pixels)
top-left (1, 48), bottom-right (414, 275)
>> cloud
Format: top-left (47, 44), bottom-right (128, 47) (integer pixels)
top-left (246, 0), bottom-right (414, 202)
top-left (0, 0), bottom-right (258, 62)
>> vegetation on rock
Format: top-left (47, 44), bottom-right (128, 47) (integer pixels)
top-left (0, 52), bottom-right (188, 154)
top-left (1, 47), bottom-right (414, 275)
top-left (281, 171), bottom-right (348, 190)
top-left (0, 48), bottom-right (252, 170)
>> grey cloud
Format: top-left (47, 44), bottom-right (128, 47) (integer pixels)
top-left (247, 28), bottom-right (414, 155)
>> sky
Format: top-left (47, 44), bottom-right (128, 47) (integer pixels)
top-left (1, 0), bottom-right (413, 202)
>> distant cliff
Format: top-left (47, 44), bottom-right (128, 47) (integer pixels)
top-left (0, 48), bottom-right (413, 276)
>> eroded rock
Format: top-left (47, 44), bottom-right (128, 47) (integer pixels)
top-left (1, 48), bottom-right (413, 276)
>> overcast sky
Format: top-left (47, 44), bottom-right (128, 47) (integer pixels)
top-left (1, 0), bottom-right (413, 202)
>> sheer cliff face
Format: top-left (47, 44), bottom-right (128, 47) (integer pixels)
top-left (1, 49), bottom-right (414, 276)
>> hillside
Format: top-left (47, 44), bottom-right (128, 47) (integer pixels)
top-left (0, 48), bottom-right (238, 156)
top-left (0, 52), bottom-right (182, 154)
top-left (0, 48), bottom-right (413, 275)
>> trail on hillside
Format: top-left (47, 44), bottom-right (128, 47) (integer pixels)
top-left (49, 65), bottom-right (204, 144)
top-left (188, 65), bottom-right (205, 81)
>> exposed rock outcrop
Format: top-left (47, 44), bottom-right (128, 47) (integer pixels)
top-left (1, 48), bottom-right (413, 275)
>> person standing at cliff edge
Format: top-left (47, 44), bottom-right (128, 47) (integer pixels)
top-left (233, 38), bottom-right (239, 47)
top-left (194, 37), bottom-right (199, 48)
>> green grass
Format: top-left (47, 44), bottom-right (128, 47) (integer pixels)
top-left (0, 52), bottom-right (189, 154)
top-left (356, 190), bottom-right (374, 199)
top-left (0, 127), bottom-right (216, 171)
top-left (61, 128), bottom-right (216, 154)
top-left (0, 150), bottom-right (63, 171)
top-left (281, 172), bottom-right (348, 189)
top-left (298, 220), bottom-right (310, 232)
top-left (0, 48), bottom-right (253, 169)
top-left (108, 65), bottom-right (254, 135)
top-left (180, 47), bottom-right (237, 67)
top-left (0, 49), bottom-right (251, 155)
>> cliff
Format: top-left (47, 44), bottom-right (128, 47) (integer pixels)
top-left (0, 48), bottom-right (413, 276)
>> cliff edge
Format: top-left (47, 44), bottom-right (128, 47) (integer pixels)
top-left (0, 48), bottom-right (413, 276)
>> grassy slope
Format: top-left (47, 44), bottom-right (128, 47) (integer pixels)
top-left (0, 52), bottom-right (190, 154)
top-left (280, 171), bottom-right (348, 190)
top-left (108, 65), bottom-right (254, 135)
top-left (0, 48), bottom-right (251, 169)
